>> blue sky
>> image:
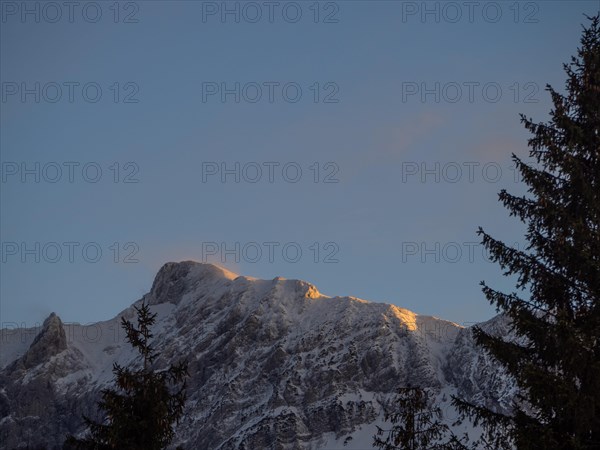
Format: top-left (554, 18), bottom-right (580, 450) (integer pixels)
top-left (2, 0), bottom-right (599, 327)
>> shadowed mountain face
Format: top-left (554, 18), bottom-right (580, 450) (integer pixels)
top-left (0, 261), bottom-right (514, 449)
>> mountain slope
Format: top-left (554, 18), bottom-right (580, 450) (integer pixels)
top-left (0, 261), bottom-right (514, 449)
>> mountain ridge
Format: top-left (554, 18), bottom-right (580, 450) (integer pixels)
top-left (0, 261), bottom-right (513, 449)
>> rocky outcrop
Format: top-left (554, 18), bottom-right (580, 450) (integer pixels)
top-left (21, 313), bottom-right (67, 370)
top-left (444, 315), bottom-right (518, 414)
top-left (0, 312), bottom-right (88, 449)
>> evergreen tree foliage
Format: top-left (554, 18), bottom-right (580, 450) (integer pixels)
top-left (64, 302), bottom-right (188, 450)
top-left (374, 386), bottom-right (468, 450)
top-left (453, 14), bottom-right (600, 450)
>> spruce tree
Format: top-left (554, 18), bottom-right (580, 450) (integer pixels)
top-left (373, 386), bottom-right (466, 450)
top-left (65, 302), bottom-right (188, 450)
top-left (453, 14), bottom-right (600, 450)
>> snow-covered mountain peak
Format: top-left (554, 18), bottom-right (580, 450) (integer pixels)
top-left (145, 261), bottom-right (325, 310)
top-left (145, 261), bottom-right (238, 306)
top-left (20, 312), bottom-right (67, 370)
top-left (0, 262), bottom-right (515, 449)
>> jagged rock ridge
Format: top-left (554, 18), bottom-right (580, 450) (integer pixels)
top-left (0, 261), bottom-right (515, 449)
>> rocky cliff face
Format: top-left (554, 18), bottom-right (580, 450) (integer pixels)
top-left (0, 261), bottom-right (515, 449)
